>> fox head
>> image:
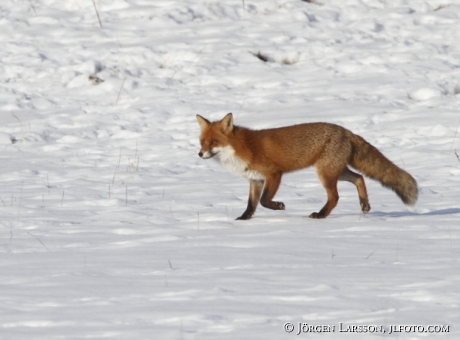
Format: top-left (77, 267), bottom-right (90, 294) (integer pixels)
top-left (196, 113), bottom-right (234, 159)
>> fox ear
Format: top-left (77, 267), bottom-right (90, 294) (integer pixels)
top-left (196, 115), bottom-right (210, 131)
top-left (220, 113), bottom-right (233, 134)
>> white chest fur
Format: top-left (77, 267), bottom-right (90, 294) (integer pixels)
top-left (213, 146), bottom-right (265, 181)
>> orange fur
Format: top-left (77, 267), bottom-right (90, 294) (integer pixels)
top-left (197, 113), bottom-right (418, 220)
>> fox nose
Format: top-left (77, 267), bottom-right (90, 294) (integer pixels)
top-left (198, 152), bottom-right (203, 158)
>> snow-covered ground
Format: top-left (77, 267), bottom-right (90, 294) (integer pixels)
top-left (1, 0), bottom-right (459, 338)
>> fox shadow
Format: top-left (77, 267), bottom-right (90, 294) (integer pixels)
top-left (369, 208), bottom-right (460, 218)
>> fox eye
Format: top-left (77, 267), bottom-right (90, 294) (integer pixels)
top-left (210, 140), bottom-right (217, 146)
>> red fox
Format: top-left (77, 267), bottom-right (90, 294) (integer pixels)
top-left (196, 113), bottom-right (418, 220)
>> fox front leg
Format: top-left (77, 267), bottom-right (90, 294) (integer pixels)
top-left (236, 180), bottom-right (264, 220)
top-left (260, 173), bottom-right (285, 211)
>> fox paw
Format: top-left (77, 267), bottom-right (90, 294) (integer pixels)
top-left (360, 199), bottom-right (371, 213)
top-left (261, 201), bottom-right (285, 210)
top-left (309, 212), bottom-right (326, 219)
top-left (236, 215), bottom-right (251, 220)
top-left (274, 201), bottom-right (285, 210)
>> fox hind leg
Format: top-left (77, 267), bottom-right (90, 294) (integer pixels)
top-left (338, 167), bottom-right (370, 213)
top-left (310, 168), bottom-right (340, 219)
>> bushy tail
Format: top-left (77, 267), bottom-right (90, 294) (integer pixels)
top-left (349, 134), bottom-right (418, 206)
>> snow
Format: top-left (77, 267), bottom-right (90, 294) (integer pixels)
top-left (1, 0), bottom-right (459, 338)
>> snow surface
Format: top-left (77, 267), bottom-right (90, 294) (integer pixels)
top-left (1, 0), bottom-right (460, 338)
